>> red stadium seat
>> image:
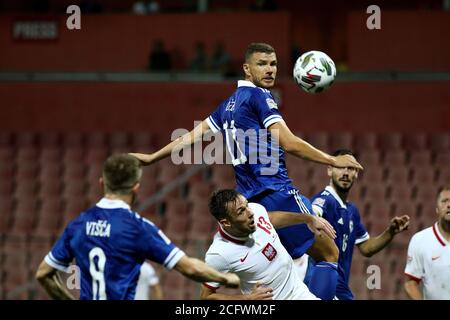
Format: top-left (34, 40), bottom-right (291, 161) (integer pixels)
top-left (358, 166), bottom-right (384, 183)
top-left (16, 147), bottom-right (38, 162)
top-left (408, 150), bottom-right (432, 166)
top-left (429, 133), bottom-right (449, 153)
top-left (85, 148), bottom-right (108, 164)
top-left (362, 183), bottom-right (386, 202)
top-left (62, 132), bottom-right (84, 147)
top-left (385, 166), bottom-right (410, 185)
top-left (0, 132), bottom-right (13, 146)
top-left (15, 132), bottom-right (36, 147)
top-left (306, 132), bottom-right (329, 151)
top-left (354, 132), bottom-right (378, 152)
top-left (131, 132), bottom-right (156, 150)
top-left (379, 133), bottom-right (403, 151)
top-left (410, 166), bottom-right (436, 186)
top-left (63, 147), bottom-right (85, 163)
top-left (0, 197), bottom-right (14, 233)
top-left (434, 151), bottom-right (450, 167)
top-left (85, 132), bottom-right (107, 147)
top-left (329, 132), bottom-right (354, 151)
top-left (63, 163), bottom-right (87, 181)
top-left (358, 150), bottom-right (381, 167)
top-left (38, 132), bottom-right (60, 148)
top-left (210, 165), bottom-right (236, 189)
top-left (414, 184), bottom-right (439, 203)
top-left (404, 133), bottom-right (428, 151)
top-left (437, 167), bottom-right (450, 187)
top-left (39, 147), bottom-right (61, 164)
top-left (383, 150), bottom-right (406, 166)
top-left (109, 132), bottom-right (129, 148)
top-left (0, 147), bottom-right (14, 162)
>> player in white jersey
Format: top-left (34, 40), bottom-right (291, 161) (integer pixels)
top-left (201, 189), bottom-right (336, 300)
top-left (134, 262), bottom-right (163, 300)
top-left (404, 186), bottom-right (450, 300)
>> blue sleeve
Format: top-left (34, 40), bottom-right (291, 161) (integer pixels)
top-left (250, 89), bottom-right (283, 128)
top-left (137, 218), bottom-right (185, 269)
top-left (45, 224), bottom-right (75, 272)
top-left (353, 206), bottom-right (370, 244)
top-left (206, 102), bottom-right (225, 133)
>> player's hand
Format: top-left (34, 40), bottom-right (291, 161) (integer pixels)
top-left (128, 153), bottom-right (155, 166)
top-left (246, 283), bottom-right (273, 300)
top-left (306, 216), bottom-right (336, 239)
top-left (332, 154), bottom-right (364, 171)
top-left (223, 273), bottom-right (240, 288)
top-left (389, 215), bottom-right (410, 234)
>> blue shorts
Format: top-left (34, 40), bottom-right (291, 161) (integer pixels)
top-left (249, 187), bottom-right (316, 259)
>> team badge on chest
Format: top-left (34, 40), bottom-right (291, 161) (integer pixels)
top-left (262, 243), bottom-right (277, 261)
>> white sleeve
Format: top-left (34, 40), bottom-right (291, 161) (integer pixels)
top-left (204, 252), bottom-right (230, 290)
top-left (141, 263), bottom-right (159, 286)
top-left (404, 233), bottom-right (424, 281)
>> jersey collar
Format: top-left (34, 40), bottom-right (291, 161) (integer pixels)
top-left (218, 225), bottom-right (248, 245)
top-left (96, 197), bottom-right (131, 210)
top-left (237, 80), bottom-right (256, 88)
top-left (325, 186), bottom-right (347, 209)
top-left (433, 222), bottom-right (449, 246)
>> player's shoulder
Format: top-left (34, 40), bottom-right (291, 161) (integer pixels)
top-left (411, 226), bottom-right (434, 244)
top-left (311, 189), bottom-right (335, 207)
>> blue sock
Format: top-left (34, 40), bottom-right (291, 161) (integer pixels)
top-left (307, 261), bottom-right (338, 300)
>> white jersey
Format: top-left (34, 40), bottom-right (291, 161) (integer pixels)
top-left (404, 222), bottom-right (450, 300)
top-left (204, 203), bottom-right (318, 300)
top-left (134, 262), bottom-right (159, 300)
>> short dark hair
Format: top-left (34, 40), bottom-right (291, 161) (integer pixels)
top-left (209, 189), bottom-right (241, 221)
top-left (437, 185), bottom-right (450, 199)
top-left (103, 154), bottom-right (142, 195)
top-left (332, 149), bottom-right (357, 159)
top-left (245, 43), bottom-right (275, 62)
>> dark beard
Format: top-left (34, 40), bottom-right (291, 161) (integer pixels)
top-left (332, 180), bottom-right (352, 194)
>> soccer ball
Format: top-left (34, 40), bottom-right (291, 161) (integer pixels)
top-left (293, 50), bottom-right (336, 94)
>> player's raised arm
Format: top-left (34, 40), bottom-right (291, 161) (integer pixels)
top-left (174, 255), bottom-right (240, 288)
top-left (35, 260), bottom-right (75, 300)
top-left (268, 120), bottom-right (363, 170)
top-left (130, 119), bottom-right (211, 166)
top-left (357, 215), bottom-right (410, 257)
top-left (268, 210), bottom-right (336, 239)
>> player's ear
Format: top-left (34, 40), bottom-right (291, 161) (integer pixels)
top-left (219, 218), bottom-right (231, 228)
top-left (99, 177), bottom-right (104, 189)
top-left (354, 170), bottom-right (359, 179)
top-left (243, 63), bottom-right (250, 77)
top-left (327, 166), bottom-right (333, 177)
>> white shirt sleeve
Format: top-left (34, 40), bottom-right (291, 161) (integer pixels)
top-left (141, 262), bottom-right (159, 286)
top-left (404, 233), bottom-right (424, 281)
top-left (204, 252), bottom-right (230, 290)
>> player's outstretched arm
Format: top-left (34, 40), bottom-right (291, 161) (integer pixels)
top-left (404, 279), bottom-right (423, 300)
top-left (35, 260), bottom-right (75, 300)
top-left (358, 215), bottom-right (410, 257)
top-left (129, 119), bottom-right (211, 166)
top-left (174, 255), bottom-right (240, 288)
top-left (268, 211), bottom-right (336, 239)
top-left (200, 283), bottom-right (273, 300)
top-left (268, 121), bottom-right (363, 170)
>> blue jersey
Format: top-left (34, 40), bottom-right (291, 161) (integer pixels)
top-left (207, 80), bottom-right (292, 199)
top-left (45, 198), bottom-right (185, 300)
top-left (311, 186), bottom-right (369, 299)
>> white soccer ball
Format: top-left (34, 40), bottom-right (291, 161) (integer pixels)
top-left (293, 50), bottom-right (337, 94)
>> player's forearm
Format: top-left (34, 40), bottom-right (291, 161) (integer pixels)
top-left (175, 256), bottom-right (230, 284)
top-left (38, 274), bottom-right (75, 300)
top-left (359, 230), bottom-right (394, 257)
top-left (284, 137), bottom-right (334, 166)
top-left (404, 280), bottom-right (423, 300)
top-left (151, 121), bottom-right (207, 163)
top-left (268, 211), bottom-right (312, 229)
top-left (201, 291), bottom-right (249, 300)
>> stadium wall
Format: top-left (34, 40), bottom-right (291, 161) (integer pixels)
top-left (0, 12), bottom-right (291, 74)
top-left (0, 81), bottom-right (448, 135)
